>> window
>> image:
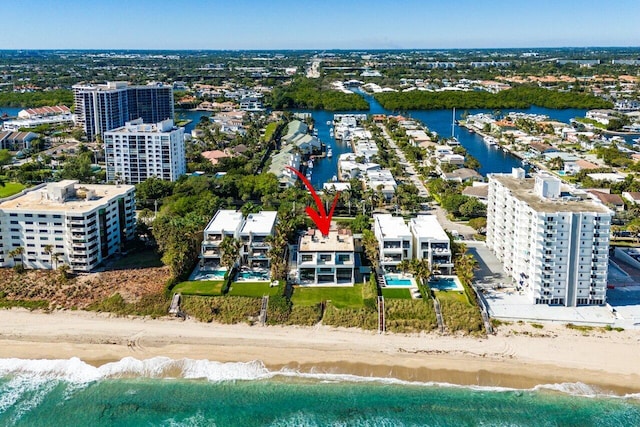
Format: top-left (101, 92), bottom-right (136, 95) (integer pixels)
top-left (10, 221), bottom-right (18, 225)
top-left (301, 254), bottom-right (313, 262)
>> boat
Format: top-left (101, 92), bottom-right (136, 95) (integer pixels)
top-left (326, 120), bottom-right (331, 126)
top-left (447, 137), bottom-right (460, 147)
top-left (306, 170), bottom-right (312, 180)
top-left (331, 175), bottom-right (338, 182)
top-left (327, 147), bottom-right (333, 158)
top-left (308, 159), bottom-right (314, 169)
top-left (484, 136), bottom-right (498, 146)
top-left (468, 128), bottom-right (475, 134)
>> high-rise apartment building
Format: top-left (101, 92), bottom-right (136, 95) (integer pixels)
top-left (0, 180), bottom-right (136, 272)
top-left (73, 81), bottom-right (174, 140)
top-left (486, 169), bottom-right (611, 307)
top-left (104, 119), bottom-right (186, 184)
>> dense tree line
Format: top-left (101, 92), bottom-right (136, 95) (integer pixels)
top-left (374, 86), bottom-right (613, 110)
top-left (269, 78), bottom-right (369, 111)
top-left (0, 89), bottom-right (74, 108)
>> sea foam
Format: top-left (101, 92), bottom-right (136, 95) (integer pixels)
top-left (0, 357), bottom-right (637, 400)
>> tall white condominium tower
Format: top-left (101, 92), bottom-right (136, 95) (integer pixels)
top-left (104, 119), bottom-right (186, 184)
top-left (73, 81), bottom-right (174, 140)
top-left (486, 168), bottom-right (612, 307)
top-left (0, 180), bottom-right (136, 272)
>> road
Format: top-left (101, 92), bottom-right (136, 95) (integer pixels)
top-left (378, 124), bottom-right (476, 238)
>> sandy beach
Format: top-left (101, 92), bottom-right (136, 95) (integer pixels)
top-left (1, 309), bottom-right (639, 395)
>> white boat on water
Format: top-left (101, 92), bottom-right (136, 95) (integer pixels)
top-left (308, 160), bottom-right (314, 169)
top-left (326, 120), bottom-right (331, 126)
top-left (327, 147), bottom-right (333, 158)
top-left (484, 136), bottom-right (498, 146)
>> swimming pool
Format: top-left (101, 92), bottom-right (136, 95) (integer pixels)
top-left (384, 273), bottom-right (415, 287)
top-left (429, 276), bottom-right (464, 291)
top-left (237, 270), bottom-right (271, 282)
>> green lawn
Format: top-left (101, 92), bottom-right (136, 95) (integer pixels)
top-left (0, 182), bottom-right (26, 198)
top-left (436, 290), bottom-right (470, 304)
top-left (291, 284), bottom-right (364, 308)
top-left (263, 122), bottom-right (278, 142)
top-left (173, 280), bottom-right (224, 296)
top-left (228, 282), bottom-right (280, 297)
top-left (381, 288), bottom-right (412, 299)
top-left (108, 250), bottom-right (164, 269)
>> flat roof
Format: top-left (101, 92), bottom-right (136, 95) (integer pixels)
top-left (0, 182), bottom-right (134, 214)
top-left (205, 210), bottom-right (244, 233)
top-left (410, 215), bottom-right (449, 241)
top-left (299, 229), bottom-right (355, 252)
top-left (491, 175), bottom-right (610, 213)
top-left (374, 214), bottom-right (411, 238)
top-left (240, 211), bottom-right (277, 235)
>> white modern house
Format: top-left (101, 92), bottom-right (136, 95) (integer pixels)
top-left (373, 214), bottom-right (413, 272)
top-left (239, 211), bottom-right (277, 269)
top-left (0, 180), bottom-right (136, 272)
top-left (104, 118), bottom-right (186, 184)
top-left (366, 169), bottom-right (397, 200)
top-left (297, 229), bottom-right (355, 285)
top-left (200, 210), bottom-right (244, 268)
top-left (409, 215), bottom-right (453, 274)
top-left (487, 168), bottom-right (612, 307)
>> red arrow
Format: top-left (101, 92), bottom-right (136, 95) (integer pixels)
top-left (286, 165), bottom-right (340, 236)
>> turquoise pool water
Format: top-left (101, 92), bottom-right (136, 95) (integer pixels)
top-left (384, 274), bottom-right (414, 286)
top-left (237, 270), bottom-right (270, 281)
top-left (429, 277), bottom-right (464, 291)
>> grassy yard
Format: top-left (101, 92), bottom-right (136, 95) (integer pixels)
top-left (435, 290), bottom-right (469, 304)
top-left (108, 249), bottom-right (163, 269)
top-left (263, 122), bottom-right (278, 141)
top-left (381, 288), bottom-right (412, 299)
top-left (291, 284), bottom-right (364, 308)
top-left (0, 182), bottom-right (26, 198)
top-left (228, 282), bottom-right (280, 297)
top-left (172, 280), bottom-right (224, 296)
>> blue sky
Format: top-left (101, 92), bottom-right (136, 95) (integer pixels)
top-left (3, 0), bottom-right (639, 49)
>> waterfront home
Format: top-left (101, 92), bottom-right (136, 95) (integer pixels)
top-left (268, 145), bottom-right (301, 188)
top-left (563, 159), bottom-right (600, 174)
top-left (373, 214), bottom-right (413, 272)
top-left (239, 211), bottom-right (277, 269)
top-left (297, 229), bottom-right (355, 286)
top-left (281, 120), bottom-right (320, 154)
top-left (353, 140), bottom-right (379, 160)
top-left (529, 142), bottom-right (558, 157)
top-left (409, 216), bottom-right (453, 274)
top-left (366, 169), bottom-right (397, 200)
top-left (201, 150), bottom-right (230, 166)
top-left (0, 131), bottom-right (38, 151)
top-left (201, 210), bottom-right (244, 269)
top-left (338, 153), bottom-right (380, 180)
top-left (441, 168), bottom-right (483, 183)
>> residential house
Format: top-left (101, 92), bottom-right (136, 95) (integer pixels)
top-left (297, 229), bottom-right (355, 285)
top-left (373, 214), bottom-right (412, 272)
top-left (409, 215), bottom-right (453, 274)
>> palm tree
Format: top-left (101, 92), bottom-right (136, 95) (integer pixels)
top-left (397, 259), bottom-right (411, 276)
top-left (409, 258), bottom-right (432, 285)
top-left (220, 236), bottom-right (241, 274)
top-left (43, 244), bottom-right (54, 269)
top-left (455, 253), bottom-right (478, 286)
top-left (8, 246), bottom-right (24, 268)
top-left (362, 230), bottom-right (380, 271)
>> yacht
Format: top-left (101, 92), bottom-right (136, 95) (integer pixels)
top-left (326, 120), bottom-right (332, 126)
top-left (327, 147), bottom-right (333, 158)
top-left (484, 136), bottom-right (498, 146)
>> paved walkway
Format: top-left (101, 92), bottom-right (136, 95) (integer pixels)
top-left (378, 124), bottom-right (476, 238)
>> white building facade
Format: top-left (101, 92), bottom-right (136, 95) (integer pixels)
top-left (0, 180), bottom-right (135, 272)
top-left (200, 210), bottom-right (244, 268)
top-left (373, 214), bottom-right (413, 271)
top-left (239, 211), bottom-right (277, 269)
top-left (104, 119), bottom-right (186, 184)
top-left (409, 215), bottom-right (453, 274)
top-left (487, 170), bottom-right (611, 307)
top-left (297, 229), bottom-right (355, 285)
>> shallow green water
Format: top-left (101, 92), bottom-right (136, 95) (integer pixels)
top-left (1, 358), bottom-right (639, 426)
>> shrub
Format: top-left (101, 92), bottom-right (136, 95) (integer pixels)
top-left (439, 298), bottom-right (484, 334)
top-left (322, 302), bottom-right (377, 330)
top-left (0, 298), bottom-right (49, 311)
top-left (385, 299), bottom-right (437, 333)
top-left (181, 295), bottom-right (262, 324)
top-left (286, 304), bottom-right (323, 326)
top-left (86, 292), bottom-right (170, 318)
top-left (267, 294), bottom-right (292, 325)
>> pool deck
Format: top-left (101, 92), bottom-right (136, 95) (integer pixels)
top-left (429, 275), bottom-right (464, 292)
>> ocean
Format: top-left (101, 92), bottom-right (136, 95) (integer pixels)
top-left (1, 357), bottom-right (639, 426)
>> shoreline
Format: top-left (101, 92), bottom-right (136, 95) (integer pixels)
top-left (1, 309), bottom-right (640, 395)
